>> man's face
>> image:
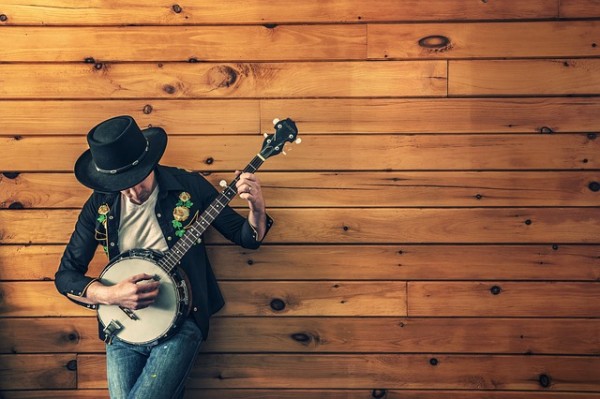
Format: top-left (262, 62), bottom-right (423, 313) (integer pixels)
top-left (120, 171), bottom-right (156, 205)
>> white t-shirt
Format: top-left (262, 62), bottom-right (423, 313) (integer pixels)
top-left (118, 186), bottom-right (169, 252)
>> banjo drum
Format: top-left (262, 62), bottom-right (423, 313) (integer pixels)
top-left (97, 118), bottom-right (299, 345)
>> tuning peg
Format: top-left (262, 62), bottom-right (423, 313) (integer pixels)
top-left (272, 118), bottom-right (280, 125)
top-left (295, 137), bottom-right (302, 144)
top-left (219, 180), bottom-right (228, 188)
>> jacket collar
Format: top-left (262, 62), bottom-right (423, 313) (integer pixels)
top-left (154, 165), bottom-right (186, 196)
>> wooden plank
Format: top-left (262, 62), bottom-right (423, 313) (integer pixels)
top-left (0, 0), bottom-right (558, 25)
top-left (449, 59), bottom-right (600, 96)
top-left (0, 25), bottom-right (366, 62)
top-left (0, 281), bottom-right (406, 317)
top-left (2, 281), bottom-right (598, 318)
top-left (0, 281), bottom-right (95, 317)
top-left (2, 243), bottom-right (598, 282)
top-left (368, 21), bottom-right (600, 59)
top-left (3, 171), bottom-right (600, 209)
top-left (560, 0), bottom-right (600, 18)
top-left (0, 391), bottom-right (107, 399)
top-left (1, 208), bottom-right (599, 245)
top-left (0, 317), bottom-right (102, 353)
top-left (204, 317), bottom-right (600, 355)
top-left (78, 354), bottom-right (600, 390)
top-left (0, 61), bottom-right (447, 99)
top-left (260, 97), bottom-right (600, 134)
top-left (194, 391), bottom-right (600, 399)
top-left (408, 282), bottom-right (600, 317)
top-left (2, 316), bottom-right (598, 355)
top-left (1, 134), bottom-right (597, 172)
top-left (1, 390), bottom-right (598, 399)
top-left (0, 245), bottom-right (105, 281)
top-left (0, 354), bottom-right (76, 390)
top-left (0, 100), bottom-right (260, 135)
top-left (221, 281), bottom-right (407, 316)
top-left (2, 98), bottom-right (600, 135)
top-left (206, 244), bottom-right (600, 282)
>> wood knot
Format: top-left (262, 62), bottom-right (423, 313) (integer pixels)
top-left (539, 374), bottom-right (552, 388)
top-left (172, 4), bottom-right (182, 13)
top-left (291, 332), bottom-right (312, 344)
top-left (205, 157), bottom-right (214, 165)
top-left (270, 298), bottom-right (286, 311)
top-left (163, 84), bottom-right (176, 94)
top-left (208, 65), bottom-right (238, 89)
top-left (143, 104), bottom-right (153, 114)
top-left (372, 389), bottom-right (387, 398)
top-left (490, 285), bottom-right (502, 295)
top-left (66, 359), bottom-right (77, 371)
top-left (539, 126), bottom-right (554, 134)
top-left (588, 181), bottom-right (600, 192)
top-left (64, 332), bottom-right (80, 343)
top-left (84, 57), bottom-right (95, 64)
top-left (418, 35), bottom-right (452, 51)
top-left (0, 14), bottom-right (8, 22)
top-left (2, 172), bottom-right (20, 179)
top-left (8, 202), bottom-right (24, 209)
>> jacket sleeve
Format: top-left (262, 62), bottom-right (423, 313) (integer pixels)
top-left (195, 174), bottom-right (273, 249)
top-left (54, 194), bottom-right (102, 309)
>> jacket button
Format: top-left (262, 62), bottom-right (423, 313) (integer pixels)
top-left (109, 215), bottom-right (114, 220)
top-left (193, 307), bottom-right (198, 312)
top-left (157, 213), bottom-right (162, 218)
top-left (167, 236), bottom-right (172, 241)
top-left (110, 242), bottom-right (115, 247)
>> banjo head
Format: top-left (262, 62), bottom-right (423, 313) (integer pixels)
top-left (98, 251), bottom-right (185, 345)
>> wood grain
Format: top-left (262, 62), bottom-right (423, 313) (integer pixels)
top-left (77, 354), bottom-right (600, 390)
top-left (2, 98), bottom-right (600, 135)
top-left (3, 390), bottom-right (599, 399)
top-left (1, 134), bottom-right (597, 171)
top-left (2, 243), bottom-right (598, 282)
top-left (449, 59), bottom-right (600, 96)
top-left (0, 281), bottom-right (406, 317)
top-left (368, 21), bottom-right (600, 59)
top-left (0, 61), bottom-right (447, 99)
top-left (0, 0), bottom-right (559, 25)
top-left (0, 354), bottom-right (76, 390)
top-left (7, 316), bottom-right (596, 355)
top-left (3, 171), bottom-right (599, 209)
top-left (2, 208), bottom-right (598, 244)
top-left (408, 282), bottom-right (600, 317)
top-left (0, 25), bottom-right (366, 62)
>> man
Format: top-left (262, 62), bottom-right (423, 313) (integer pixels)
top-left (55, 115), bottom-right (273, 398)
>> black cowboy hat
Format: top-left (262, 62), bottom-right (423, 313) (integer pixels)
top-left (74, 115), bottom-right (167, 192)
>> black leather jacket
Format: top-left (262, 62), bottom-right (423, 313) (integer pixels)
top-left (55, 165), bottom-right (273, 340)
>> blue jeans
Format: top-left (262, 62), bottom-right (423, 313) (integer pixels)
top-left (106, 318), bottom-right (203, 399)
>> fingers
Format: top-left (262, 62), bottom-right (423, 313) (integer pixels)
top-left (128, 273), bottom-right (156, 283)
top-left (117, 274), bottom-right (161, 309)
top-left (235, 172), bottom-right (262, 197)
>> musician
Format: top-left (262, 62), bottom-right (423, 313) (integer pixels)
top-left (54, 115), bottom-right (273, 398)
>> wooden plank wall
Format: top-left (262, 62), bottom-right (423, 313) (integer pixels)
top-left (0, 0), bottom-right (599, 398)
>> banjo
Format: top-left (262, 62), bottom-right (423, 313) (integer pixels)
top-left (98, 118), bottom-right (299, 345)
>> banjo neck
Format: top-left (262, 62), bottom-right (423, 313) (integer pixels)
top-left (158, 155), bottom-right (265, 273)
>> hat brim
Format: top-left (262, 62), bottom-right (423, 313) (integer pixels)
top-left (74, 127), bottom-right (167, 193)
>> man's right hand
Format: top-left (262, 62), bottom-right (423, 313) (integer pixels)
top-left (85, 273), bottom-right (160, 310)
